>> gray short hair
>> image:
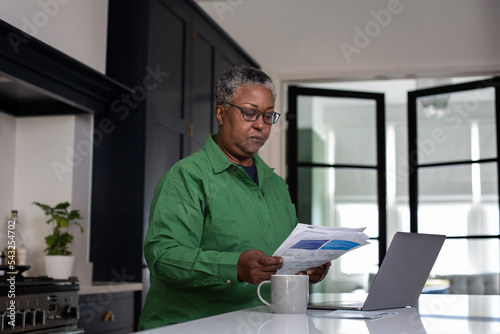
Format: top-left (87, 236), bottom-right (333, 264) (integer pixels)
top-left (215, 66), bottom-right (276, 105)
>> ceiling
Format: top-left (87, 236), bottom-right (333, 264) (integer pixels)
top-left (194, 0), bottom-right (500, 79)
top-left (194, 1), bottom-right (497, 104)
top-left (299, 77), bottom-right (490, 105)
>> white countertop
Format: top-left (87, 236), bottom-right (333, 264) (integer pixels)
top-left (79, 281), bottom-right (142, 295)
top-left (135, 294), bottom-right (500, 334)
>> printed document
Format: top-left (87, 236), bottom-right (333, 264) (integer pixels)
top-left (312, 310), bottom-right (398, 320)
top-left (274, 223), bottom-right (369, 275)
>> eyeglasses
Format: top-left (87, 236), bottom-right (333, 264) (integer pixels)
top-left (223, 102), bottom-right (281, 124)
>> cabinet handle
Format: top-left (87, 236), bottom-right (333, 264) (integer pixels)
top-left (187, 123), bottom-right (194, 137)
top-left (102, 311), bottom-right (115, 322)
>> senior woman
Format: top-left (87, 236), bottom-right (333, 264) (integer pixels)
top-left (138, 66), bottom-right (330, 329)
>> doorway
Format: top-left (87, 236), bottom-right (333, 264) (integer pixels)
top-left (408, 77), bottom-right (499, 291)
top-left (286, 76), bottom-right (499, 294)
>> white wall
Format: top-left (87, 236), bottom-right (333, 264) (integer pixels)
top-left (1, 0), bottom-right (499, 279)
top-left (0, 0), bottom-right (108, 281)
top-left (197, 0), bottom-right (500, 77)
top-left (13, 116), bottom-right (75, 276)
top-left (195, 0), bottom-right (500, 177)
top-left (0, 113), bottom-right (17, 225)
top-left (0, 0), bottom-right (108, 73)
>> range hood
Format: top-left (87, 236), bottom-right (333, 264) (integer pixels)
top-left (0, 19), bottom-right (132, 116)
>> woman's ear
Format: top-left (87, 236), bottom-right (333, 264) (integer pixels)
top-left (216, 105), bottom-right (224, 126)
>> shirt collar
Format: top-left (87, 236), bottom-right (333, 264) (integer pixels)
top-left (204, 134), bottom-right (274, 176)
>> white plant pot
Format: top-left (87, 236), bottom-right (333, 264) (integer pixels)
top-left (44, 255), bottom-right (75, 279)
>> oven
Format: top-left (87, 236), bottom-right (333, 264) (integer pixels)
top-left (0, 271), bottom-right (83, 333)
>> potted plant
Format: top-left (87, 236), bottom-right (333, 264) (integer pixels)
top-left (33, 201), bottom-right (83, 278)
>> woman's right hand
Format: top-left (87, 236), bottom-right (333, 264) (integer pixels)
top-left (237, 250), bottom-right (283, 285)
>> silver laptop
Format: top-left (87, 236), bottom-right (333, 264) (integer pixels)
top-left (308, 232), bottom-right (446, 311)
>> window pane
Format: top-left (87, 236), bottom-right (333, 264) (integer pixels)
top-left (432, 239), bottom-right (499, 275)
top-left (416, 87), bottom-right (496, 164)
top-left (418, 163), bottom-right (499, 236)
top-left (418, 203), bottom-right (469, 236)
top-left (298, 167), bottom-right (380, 293)
top-left (297, 167), bottom-right (379, 235)
top-left (339, 236), bottom-right (378, 275)
top-left (312, 239), bottom-right (379, 294)
top-left (336, 204), bottom-right (378, 238)
top-left (297, 95), bottom-right (377, 165)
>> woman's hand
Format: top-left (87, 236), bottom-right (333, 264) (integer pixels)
top-left (298, 261), bottom-right (331, 284)
top-left (237, 250), bottom-right (284, 285)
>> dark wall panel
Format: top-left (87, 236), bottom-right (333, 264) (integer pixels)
top-left (92, 0), bottom-right (258, 284)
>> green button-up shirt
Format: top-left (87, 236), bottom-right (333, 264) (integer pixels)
top-left (138, 135), bottom-right (297, 329)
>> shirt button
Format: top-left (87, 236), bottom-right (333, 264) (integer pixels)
top-left (226, 279), bottom-right (231, 284)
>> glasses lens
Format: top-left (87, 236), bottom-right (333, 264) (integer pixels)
top-left (241, 109), bottom-right (259, 121)
top-left (225, 102), bottom-right (280, 124)
top-left (263, 112), bottom-right (279, 124)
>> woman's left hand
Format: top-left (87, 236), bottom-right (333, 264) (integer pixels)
top-left (298, 261), bottom-right (331, 284)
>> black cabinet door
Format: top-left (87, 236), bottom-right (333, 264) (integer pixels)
top-left (188, 15), bottom-right (216, 154)
top-left (93, 0), bottom-right (258, 285)
top-left (144, 0), bottom-right (189, 208)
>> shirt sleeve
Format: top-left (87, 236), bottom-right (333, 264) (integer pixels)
top-left (144, 165), bottom-right (241, 288)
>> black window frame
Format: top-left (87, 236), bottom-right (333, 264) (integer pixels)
top-left (286, 85), bottom-right (387, 264)
top-left (408, 77), bottom-right (500, 244)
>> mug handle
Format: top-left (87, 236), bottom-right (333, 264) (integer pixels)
top-left (257, 280), bottom-right (272, 307)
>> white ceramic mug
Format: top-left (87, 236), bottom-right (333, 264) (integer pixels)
top-left (257, 274), bottom-right (309, 314)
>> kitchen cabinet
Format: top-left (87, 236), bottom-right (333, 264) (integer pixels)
top-left (79, 290), bottom-right (141, 334)
top-left (89, 0), bottom-right (258, 291)
top-left (0, 20), bottom-right (131, 116)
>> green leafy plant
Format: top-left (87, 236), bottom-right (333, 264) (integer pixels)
top-left (33, 202), bottom-right (84, 256)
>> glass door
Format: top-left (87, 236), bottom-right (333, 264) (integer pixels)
top-left (287, 86), bottom-right (386, 293)
top-left (408, 77), bottom-right (500, 290)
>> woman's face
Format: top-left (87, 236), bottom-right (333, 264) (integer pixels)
top-left (215, 85), bottom-right (275, 166)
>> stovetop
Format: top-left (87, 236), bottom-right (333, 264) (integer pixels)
top-left (0, 268), bottom-right (81, 333)
top-left (0, 267), bottom-right (79, 295)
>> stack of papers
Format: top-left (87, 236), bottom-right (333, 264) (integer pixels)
top-left (314, 310), bottom-right (397, 320)
top-left (274, 224), bottom-right (369, 275)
